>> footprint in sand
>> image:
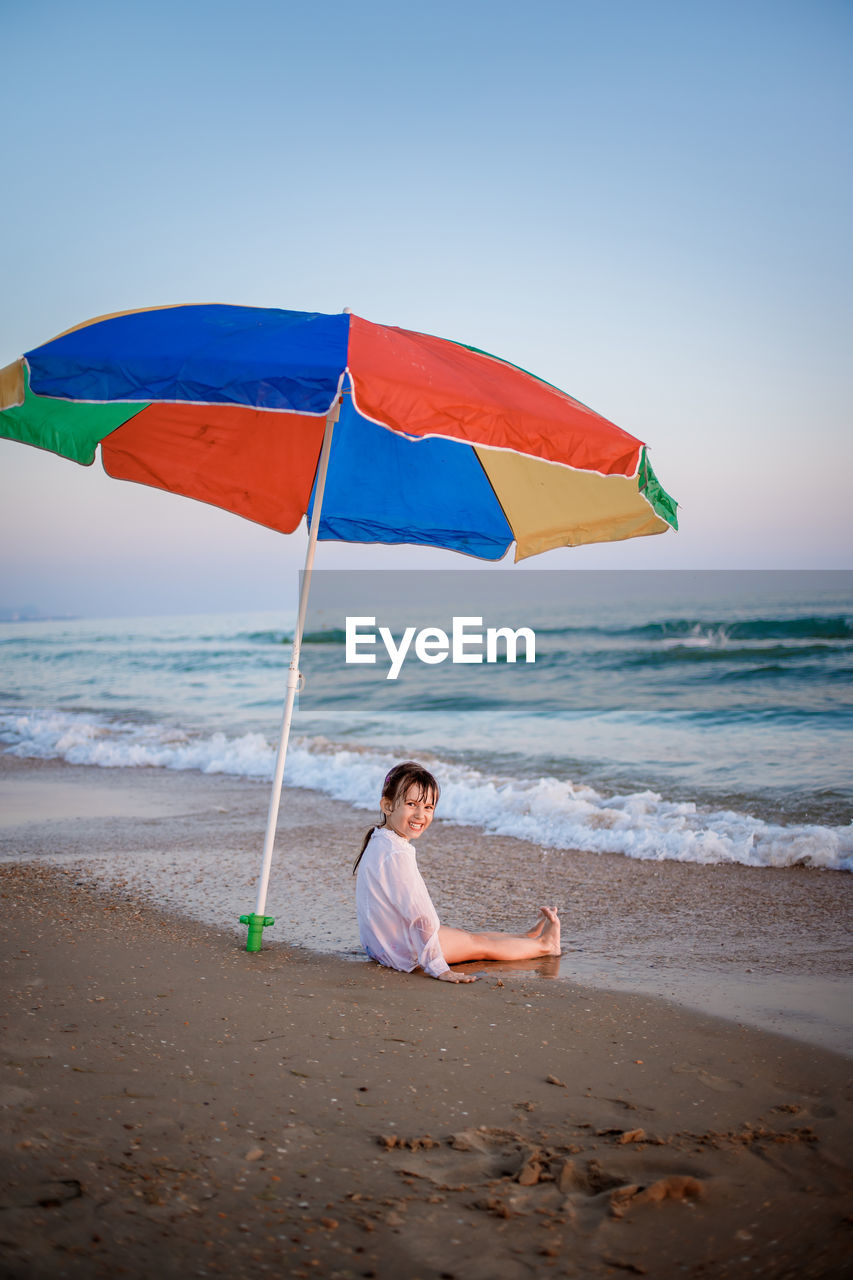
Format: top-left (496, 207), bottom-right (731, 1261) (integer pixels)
top-left (805, 1102), bottom-right (836, 1119)
top-left (772, 1100), bottom-right (837, 1120)
top-left (380, 1127), bottom-right (529, 1189)
top-left (0, 1178), bottom-right (83, 1210)
top-left (672, 1063), bottom-right (743, 1092)
top-left (0, 1085), bottom-right (35, 1108)
top-left (378, 1127), bottom-right (707, 1229)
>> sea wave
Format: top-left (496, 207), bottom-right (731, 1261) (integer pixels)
top-left (624, 616), bottom-right (852, 643)
top-left (534, 616), bottom-right (853, 644)
top-left (616, 643), bottom-right (848, 667)
top-left (0, 709), bottom-right (275, 777)
top-left (239, 616), bottom-right (853, 650)
top-left (3, 708), bottom-right (851, 873)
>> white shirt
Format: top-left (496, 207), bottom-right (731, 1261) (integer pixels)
top-left (356, 825), bottom-right (449, 978)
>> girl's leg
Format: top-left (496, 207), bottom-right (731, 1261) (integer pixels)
top-left (438, 907), bottom-right (561, 964)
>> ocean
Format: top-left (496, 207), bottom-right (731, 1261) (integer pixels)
top-left (2, 570), bottom-right (851, 875)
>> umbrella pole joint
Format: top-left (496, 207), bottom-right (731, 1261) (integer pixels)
top-left (239, 913), bottom-right (276, 953)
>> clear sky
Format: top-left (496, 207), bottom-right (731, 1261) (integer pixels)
top-left (2, 0), bottom-right (851, 617)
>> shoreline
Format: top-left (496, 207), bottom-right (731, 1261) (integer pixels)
top-left (1, 753), bottom-right (851, 1058)
top-left (2, 860), bottom-right (852, 1278)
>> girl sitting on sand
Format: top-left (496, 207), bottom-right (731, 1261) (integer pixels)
top-left (354, 761), bottom-right (561, 984)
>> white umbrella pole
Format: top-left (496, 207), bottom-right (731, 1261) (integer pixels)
top-left (241, 394), bottom-right (341, 951)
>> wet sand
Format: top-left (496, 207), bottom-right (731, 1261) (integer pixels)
top-left (2, 756), bottom-right (853, 1278)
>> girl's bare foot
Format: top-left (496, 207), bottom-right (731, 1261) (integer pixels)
top-left (539, 906), bottom-right (562, 955)
top-left (525, 908), bottom-right (550, 938)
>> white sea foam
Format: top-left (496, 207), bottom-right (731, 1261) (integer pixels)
top-left (2, 708), bottom-right (851, 872)
top-left (0, 710), bottom-right (276, 777)
top-left (660, 623), bottom-right (731, 648)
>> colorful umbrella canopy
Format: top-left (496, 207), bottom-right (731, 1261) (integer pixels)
top-left (1, 303), bottom-right (678, 949)
top-left (0, 304), bottom-right (677, 561)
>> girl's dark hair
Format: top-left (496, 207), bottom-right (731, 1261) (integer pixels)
top-left (352, 761), bottom-right (440, 874)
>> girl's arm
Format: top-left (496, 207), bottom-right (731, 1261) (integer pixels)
top-left (386, 853), bottom-right (476, 982)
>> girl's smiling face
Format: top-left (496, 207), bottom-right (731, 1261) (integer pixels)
top-left (382, 783), bottom-right (436, 841)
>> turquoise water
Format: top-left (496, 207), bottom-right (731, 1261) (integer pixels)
top-left (1, 571), bottom-right (851, 871)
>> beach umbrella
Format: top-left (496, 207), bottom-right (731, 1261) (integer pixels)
top-left (0, 304), bottom-right (678, 949)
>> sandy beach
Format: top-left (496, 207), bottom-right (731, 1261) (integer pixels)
top-left (2, 754), bottom-right (851, 1055)
top-left (2, 755), bottom-right (853, 1278)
